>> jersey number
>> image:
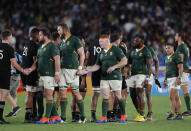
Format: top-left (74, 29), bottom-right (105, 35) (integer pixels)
top-left (23, 47), bottom-right (28, 56)
top-left (93, 46), bottom-right (101, 56)
top-left (0, 50), bottom-right (3, 59)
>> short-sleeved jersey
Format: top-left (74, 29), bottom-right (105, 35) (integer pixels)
top-left (96, 45), bottom-right (125, 80)
top-left (59, 35), bottom-right (82, 69)
top-left (129, 46), bottom-right (152, 76)
top-left (0, 43), bottom-right (14, 73)
top-left (37, 41), bottom-right (60, 77)
top-left (22, 40), bottom-right (39, 68)
top-left (147, 46), bottom-right (156, 58)
top-left (165, 53), bottom-right (182, 78)
top-left (87, 39), bottom-right (101, 66)
top-left (175, 43), bottom-right (189, 70)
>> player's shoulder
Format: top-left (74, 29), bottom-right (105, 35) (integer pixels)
top-left (70, 35), bottom-right (80, 41)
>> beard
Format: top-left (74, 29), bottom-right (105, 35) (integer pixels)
top-left (60, 34), bottom-right (65, 40)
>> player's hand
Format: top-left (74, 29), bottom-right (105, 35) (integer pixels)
top-left (23, 68), bottom-right (31, 75)
top-left (142, 79), bottom-right (148, 88)
top-left (177, 78), bottom-right (181, 85)
top-left (154, 72), bottom-right (158, 79)
top-left (163, 80), bottom-right (167, 88)
top-left (107, 66), bottom-right (116, 74)
top-left (54, 75), bottom-right (60, 84)
top-left (77, 69), bottom-right (88, 76)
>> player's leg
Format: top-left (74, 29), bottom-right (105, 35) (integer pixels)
top-left (59, 88), bottom-right (68, 122)
top-left (145, 84), bottom-right (152, 120)
top-left (6, 75), bottom-right (21, 118)
top-left (0, 89), bottom-right (10, 124)
top-left (90, 71), bottom-right (100, 122)
top-left (111, 80), bottom-right (126, 123)
top-left (91, 86), bottom-right (100, 122)
top-left (175, 89), bottom-right (182, 120)
top-left (167, 88), bottom-right (176, 120)
top-left (24, 89), bottom-right (34, 123)
top-left (181, 72), bottom-right (191, 116)
top-left (70, 92), bottom-right (77, 122)
top-left (107, 91), bottom-right (115, 122)
top-left (145, 75), bottom-right (153, 120)
top-left (35, 91), bottom-right (44, 120)
top-left (58, 69), bottom-right (68, 122)
top-left (96, 80), bottom-right (110, 123)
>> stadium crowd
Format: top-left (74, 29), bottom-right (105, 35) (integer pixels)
top-left (0, 0), bottom-right (191, 60)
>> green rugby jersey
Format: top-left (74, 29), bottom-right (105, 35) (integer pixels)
top-left (37, 41), bottom-right (60, 77)
top-left (175, 42), bottom-right (189, 70)
top-left (165, 53), bottom-right (182, 78)
top-left (147, 46), bottom-right (156, 58)
top-left (129, 46), bottom-right (152, 76)
top-left (59, 34), bottom-right (82, 69)
top-left (96, 45), bottom-right (125, 80)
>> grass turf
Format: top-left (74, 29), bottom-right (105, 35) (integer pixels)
top-left (0, 94), bottom-right (191, 131)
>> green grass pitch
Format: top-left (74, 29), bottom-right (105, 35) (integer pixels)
top-left (0, 94), bottom-right (191, 131)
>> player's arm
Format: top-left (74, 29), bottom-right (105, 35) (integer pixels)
top-left (163, 66), bottom-right (167, 88)
top-left (177, 63), bottom-right (183, 85)
top-left (146, 59), bottom-right (152, 76)
top-left (86, 64), bottom-right (100, 72)
top-left (54, 55), bottom-right (60, 83)
top-left (10, 58), bottom-right (25, 74)
top-left (77, 47), bottom-right (85, 69)
top-left (84, 50), bottom-right (90, 67)
top-left (153, 56), bottom-right (159, 79)
top-left (107, 57), bottom-right (127, 74)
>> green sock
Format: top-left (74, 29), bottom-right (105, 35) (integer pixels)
top-left (45, 101), bottom-right (53, 118)
top-left (60, 99), bottom-right (68, 119)
top-left (102, 99), bottom-right (109, 117)
top-left (184, 95), bottom-right (191, 111)
top-left (77, 100), bottom-right (85, 118)
top-left (118, 99), bottom-right (126, 115)
top-left (139, 111), bottom-right (145, 116)
top-left (51, 102), bottom-right (59, 116)
top-left (137, 109), bottom-right (141, 114)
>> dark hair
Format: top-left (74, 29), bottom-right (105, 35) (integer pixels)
top-left (1, 29), bottom-right (12, 40)
top-left (166, 43), bottom-right (175, 48)
top-left (110, 31), bottom-right (121, 43)
top-left (52, 32), bottom-right (60, 41)
top-left (99, 29), bottom-right (110, 37)
top-left (39, 28), bottom-right (51, 39)
top-left (58, 23), bottom-right (70, 32)
top-left (177, 32), bottom-right (185, 41)
top-left (30, 28), bottom-right (39, 38)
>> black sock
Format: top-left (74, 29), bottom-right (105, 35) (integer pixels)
top-left (25, 108), bottom-right (32, 120)
top-left (72, 112), bottom-right (76, 120)
top-left (107, 110), bottom-right (113, 119)
top-left (75, 112), bottom-right (80, 120)
top-left (0, 101), bottom-right (5, 120)
top-left (91, 110), bottom-right (96, 118)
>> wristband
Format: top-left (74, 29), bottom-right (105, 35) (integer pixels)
top-left (55, 72), bottom-right (59, 75)
top-left (78, 66), bottom-right (82, 70)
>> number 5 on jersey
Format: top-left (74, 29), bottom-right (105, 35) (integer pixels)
top-left (0, 50), bottom-right (3, 59)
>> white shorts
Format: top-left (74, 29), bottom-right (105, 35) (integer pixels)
top-left (39, 76), bottom-right (57, 90)
top-left (128, 74), bottom-right (147, 88)
top-left (167, 77), bottom-right (180, 90)
top-left (26, 85), bottom-right (38, 92)
top-left (59, 69), bottom-right (79, 88)
top-left (125, 78), bottom-right (131, 92)
top-left (100, 80), bottom-right (122, 91)
top-left (147, 74), bottom-right (153, 86)
top-left (180, 72), bottom-right (189, 87)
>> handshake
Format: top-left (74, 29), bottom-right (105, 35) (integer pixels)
top-left (22, 68), bottom-right (34, 76)
top-left (76, 66), bottom-right (89, 76)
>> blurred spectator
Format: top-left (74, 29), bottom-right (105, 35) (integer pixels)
top-left (0, 0), bottom-right (191, 65)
